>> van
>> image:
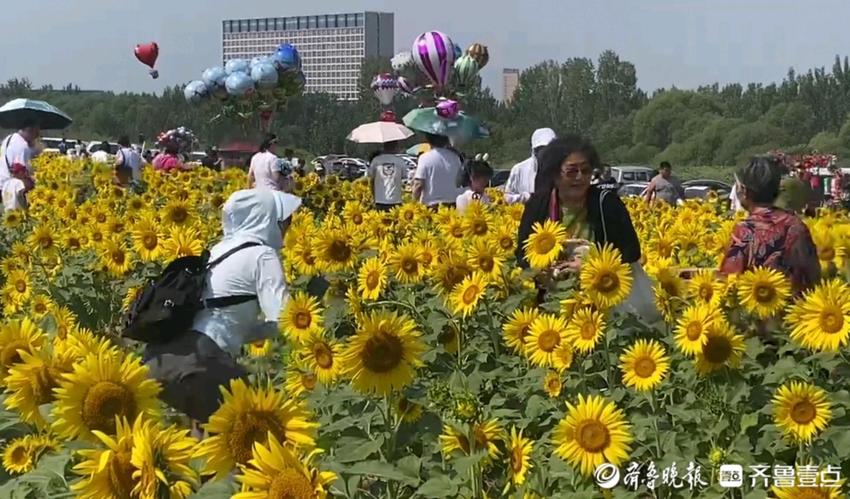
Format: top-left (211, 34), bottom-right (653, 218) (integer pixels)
top-left (611, 166), bottom-right (654, 185)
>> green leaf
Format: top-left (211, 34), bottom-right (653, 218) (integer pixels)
top-left (396, 455), bottom-right (422, 486)
top-left (415, 474), bottom-right (458, 498)
top-left (334, 435), bottom-right (384, 463)
top-left (740, 412), bottom-right (759, 433)
top-left (189, 477), bottom-right (237, 498)
top-left (345, 460), bottom-right (420, 486)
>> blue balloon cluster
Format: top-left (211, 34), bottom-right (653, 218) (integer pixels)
top-left (184, 43), bottom-right (306, 105)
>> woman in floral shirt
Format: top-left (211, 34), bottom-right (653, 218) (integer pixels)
top-left (719, 156), bottom-right (820, 294)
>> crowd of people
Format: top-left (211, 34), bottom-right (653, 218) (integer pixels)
top-left (0, 119), bottom-right (831, 428)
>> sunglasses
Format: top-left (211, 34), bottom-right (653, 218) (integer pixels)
top-left (561, 165), bottom-right (593, 179)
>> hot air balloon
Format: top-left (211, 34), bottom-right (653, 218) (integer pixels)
top-left (370, 73), bottom-right (399, 106)
top-left (134, 42), bottom-right (159, 79)
top-left (453, 55), bottom-right (480, 89)
top-left (466, 43), bottom-right (489, 69)
top-left (411, 31), bottom-right (456, 89)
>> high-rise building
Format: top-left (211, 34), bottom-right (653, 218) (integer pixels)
top-left (503, 68), bottom-right (520, 103)
top-left (222, 12), bottom-right (394, 101)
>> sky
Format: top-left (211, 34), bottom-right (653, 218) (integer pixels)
top-left (4, 0), bottom-right (850, 98)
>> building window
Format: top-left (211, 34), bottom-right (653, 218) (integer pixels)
top-left (308, 16), bottom-right (317, 28)
top-left (239, 20), bottom-right (249, 32)
top-left (318, 16), bottom-right (326, 28)
top-left (286, 18), bottom-right (297, 30)
top-left (249, 19), bottom-right (258, 31)
top-left (356, 13), bottom-right (364, 26)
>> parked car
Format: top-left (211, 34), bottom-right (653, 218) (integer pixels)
top-left (618, 182), bottom-right (649, 198)
top-left (611, 166), bottom-right (654, 185)
top-left (40, 137), bottom-right (79, 155)
top-left (681, 179), bottom-right (732, 200)
top-left (490, 169), bottom-right (511, 188)
top-left (87, 141), bottom-right (120, 155)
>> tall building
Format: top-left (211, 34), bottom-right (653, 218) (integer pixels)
top-left (222, 12), bottom-right (394, 101)
top-left (502, 68), bottom-right (520, 103)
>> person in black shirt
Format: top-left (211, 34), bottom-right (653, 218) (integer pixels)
top-left (596, 164), bottom-right (619, 190)
top-left (201, 147), bottom-right (224, 171)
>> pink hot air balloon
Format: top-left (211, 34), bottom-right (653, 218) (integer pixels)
top-left (412, 31), bottom-right (456, 89)
top-left (370, 73), bottom-right (399, 106)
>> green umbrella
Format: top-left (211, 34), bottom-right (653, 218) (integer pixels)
top-left (0, 99), bottom-right (72, 130)
top-left (402, 108), bottom-right (489, 141)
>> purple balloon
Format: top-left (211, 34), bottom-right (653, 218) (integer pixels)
top-left (412, 31), bottom-right (455, 89)
top-left (436, 99), bottom-right (460, 120)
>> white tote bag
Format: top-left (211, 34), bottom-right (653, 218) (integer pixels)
top-left (615, 263), bottom-right (662, 323)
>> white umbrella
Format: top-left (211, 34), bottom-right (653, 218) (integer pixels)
top-left (347, 121), bottom-right (414, 144)
top-left (0, 99), bottom-right (72, 129)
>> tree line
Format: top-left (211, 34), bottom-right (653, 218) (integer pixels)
top-left (4, 50), bottom-right (850, 168)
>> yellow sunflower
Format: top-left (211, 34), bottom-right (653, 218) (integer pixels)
top-left (160, 225), bottom-right (204, 259)
top-left (553, 342), bottom-right (574, 373)
top-left (737, 267), bottom-right (791, 319)
top-left (4, 269), bottom-right (31, 304)
top-left (162, 199), bottom-right (192, 226)
top-left (3, 209), bottom-right (23, 228)
top-left (314, 228), bottom-right (358, 272)
top-left (131, 214), bottom-right (163, 262)
top-left (523, 220), bottom-right (567, 270)
top-left (674, 303), bottom-right (719, 357)
top-left (0, 318), bottom-right (46, 376)
top-left (2, 436), bottom-right (37, 474)
top-left (357, 257), bottom-right (387, 300)
top-left (770, 477), bottom-right (843, 498)
top-left (4, 347), bottom-right (76, 427)
top-left (130, 416), bottom-right (198, 499)
top-left (450, 271), bottom-right (488, 317)
top-left (491, 224), bottom-right (517, 255)
top-left (503, 307), bottom-right (539, 354)
top-left (72, 417), bottom-right (136, 499)
top-left (467, 240), bottom-right (504, 279)
top-left (524, 313), bottom-right (569, 368)
top-left (195, 379), bottom-right (317, 478)
top-left (688, 269), bottom-right (723, 306)
top-left (395, 396), bottom-right (424, 424)
top-left (580, 243), bottom-right (633, 309)
top-left (786, 279), bottom-right (850, 352)
top-left (340, 309), bottom-right (426, 396)
top-left (431, 254), bottom-right (474, 296)
top-left (233, 433), bottom-right (337, 499)
top-left (298, 331), bottom-right (343, 385)
top-left (28, 224), bottom-right (58, 254)
top-left (506, 426), bottom-right (534, 487)
top-left (439, 419), bottom-right (505, 460)
top-left (772, 381), bottom-right (832, 443)
top-left (28, 294), bottom-right (54, 319)
top-left (543, 370), bottom-right (563, 398)
top-left (280, 292), bottom-right (324, 344)
top-left (51, 349), bottom-right (161, 441)
top-left (564, 308), bottom-right (606, 354)
top-left (619, 339), bottom-right (669, 391)
top-left (50, 305), bottom-right (78, 340)
top-left (552, 394), bottom-right (633, 476)
top-left (100, 238), bottom-right (135, 277)
top-left (284, 368), bottom-right (319, 399)
top-left (389, 243), bottom-right (424, 284)
top-left (694, 321), bottom-right (746, 375)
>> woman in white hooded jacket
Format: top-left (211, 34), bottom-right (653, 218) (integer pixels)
top-left (144, 189), bottom-right (301, 432)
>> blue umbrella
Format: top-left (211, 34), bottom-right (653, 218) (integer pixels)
top-left (402, 107), bottom-right (489, 141)
top-left (0, 99), bottom-right (72, 130)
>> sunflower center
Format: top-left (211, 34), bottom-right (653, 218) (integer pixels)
top-left (1, 341), bottom-right (28, 368)
top-left (266, 467), bottom-right (315, 499)
top-left (547, 378), bottom-right (561, 393)
top-left (537, 330), bottom-right (560, 352)
top-left (472, 220), bottom-right (488, 236)
top-left (790, 400), bottom-right (817, 425)
top-left (294, 311), bottom-right (312, 330)
top-left (499, 236), bottom-right (513, 250)
top-left (107, 451), bottom-right (136, 498)
top-left (353, 213), bottom-right (363, 225)
top-left (363, 271), bottom-right (380, 289)
top-left (575, 420), bottom-right (610, 453)
top-left (361, 333), bottom-right (403, 373)
top-left (34, 302), bottom-right (47, 314)
top-left (170, 208), bottom-right (188, 224)
top-left (451, 225), bottom-right (464, 238)
top-left (401, 258), bottom-right (418, 274)
top-left (703, 336), bottom-right (732, 364)
top-left (14, 280), bottom-right (26, 293)
top-left (595, 273), bottom-right (619, 293)
top-left (81, 381), bottom-right (137, 434)
top-left (227, 411), bottom-right (286, 465)
top-left (328, 240), bottom-right (352, 262)
top-left (634, 357), bottom-right (657, 378)
top-left (420, 251), bottom-right (433, 265)
top-left (792, 490), bottom-right (831, 499)
top-left (699, 285), bottom-right (714, 301)
top-left (301, 373), bottom-right (317, 390)
top-left (38, 237), bottom-right (53, 249)
top-left (475, 255), bottom-right (494, 272)
top-left (312, 343), bottom-right (334, 369)
top-left (580, 322), bottom-right (596, 340)
top-left (143, 234), bottom-right (158, 249)
top-left (511, 446), bottom-right (525, 473)
top-left (462, 285), bottom-right (481, 305)
top-left (754, 284), bottom-right (776, 303)
top-left (32, 366), bottom-right (58, 404)
top-left (819, 247), bottom-right (836, 261)
top-left (686, 322), bottom-right (703, 341)
top-left (534, 234), bottom-right (556, 254)
top-left (111, 250), bottom-right (125, 265)
top-left (820, 307), bottom-right (844, 334)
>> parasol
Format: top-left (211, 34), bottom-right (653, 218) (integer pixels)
top-left (347, 122), bottom-right (414, 144)
top-left (0, 99), bottom-right (72, 130)
top-left (402, 107), bottom-right (489, 140)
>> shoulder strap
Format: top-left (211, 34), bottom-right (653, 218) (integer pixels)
top-left (207, 241), bottom-right (262, 269)
top-left (3, 135), bottom-right (13, 169)
top-left (599, 189), bottom-right (610, 243)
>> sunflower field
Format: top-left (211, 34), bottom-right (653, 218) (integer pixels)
top-left (0, 155), bottom-right (849, 499)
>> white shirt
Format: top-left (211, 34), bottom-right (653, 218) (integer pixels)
top-left (456, 189), bottom-right (491, 214)
top-left (414, 148), bottom-right (463, 206)
top-left (117, 147), bottom-right (143, 181)
top-left (91, 150), bottom-right (111, 163)
top-left (504, 156), bottom-right (537, 204)
top-left (192, 244), bottom-right (287, 356)
top-left (249, 151), bottom-right (281, 190)
top-left (2, 178), bottom-right (25, 211)
top-left (0, 133), bottom-right (34, 186)
top-left (369, 153), bottom-right (406, 205)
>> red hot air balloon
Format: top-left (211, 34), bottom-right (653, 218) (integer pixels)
top-left (134, 42), bottom-right (160, 79)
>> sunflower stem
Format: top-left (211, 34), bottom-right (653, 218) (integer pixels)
top-left (648, 390), bottom-right (663, 460)
top-left (603, 328), bottom-right (613, 390)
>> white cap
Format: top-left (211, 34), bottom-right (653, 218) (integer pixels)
top-left (531, 128), bottom-right (556, 149)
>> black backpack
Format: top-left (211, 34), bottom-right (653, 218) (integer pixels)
top-left (122, 242), bottom-right (261, 343)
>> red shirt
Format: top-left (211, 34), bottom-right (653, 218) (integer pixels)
top-left (152, 153), bottom-right (183, 172)
top-left (719, 207), bottom-right (820, 294)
